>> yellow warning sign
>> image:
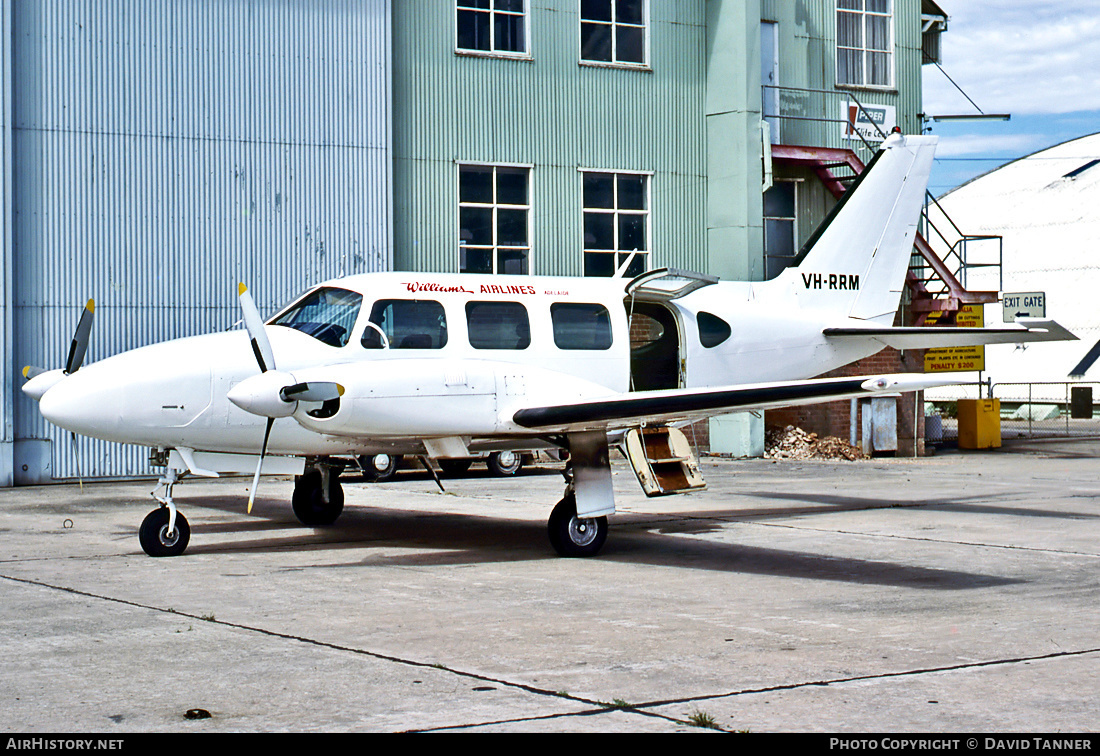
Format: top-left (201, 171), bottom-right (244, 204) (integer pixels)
top-left (924, 305), bottom-right (986, 372)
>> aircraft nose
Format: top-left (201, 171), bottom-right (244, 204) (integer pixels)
top-left (38, 368), bottom-right (121, 437)
top-left (35, 335), bottom-right (219, 444)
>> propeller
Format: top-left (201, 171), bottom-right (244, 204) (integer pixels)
top-left (65, 299), bottom-right (96, 374)
top-left (22, 299), bottom-right (95, 402)
top-left (234, 284), bottom-right (343, 513)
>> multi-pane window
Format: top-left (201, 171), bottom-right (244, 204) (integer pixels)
top-left (456, 0), bottom-right (527, 55)
top-left (763, 180), bottom-right (798, 280)
top-left (583, 172), bottom-right (648, 277)
top-left (580, 0), bottom-right (646, 66)
top-left (836, 0), bottom-right (893, 88)
top-left (459, 165), bottom-right (531, 275)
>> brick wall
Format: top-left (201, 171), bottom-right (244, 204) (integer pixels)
top-left (765, 347), bottom-right (928, 456)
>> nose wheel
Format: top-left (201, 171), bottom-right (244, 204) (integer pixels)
top-left (139, 507), bottom-right (191, 557)
top-left (547, 493), bottom-right (607, 557)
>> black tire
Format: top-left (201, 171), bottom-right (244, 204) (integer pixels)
top-left (487, 450), bottom-right (523, 477)
top-left (547, 494), bottom-right (607, 558)
top-left (438, 458), bottom-right (473, 477)
top-left (139, 508), bottom-right (190, 558)
top-left (292, 469), bottom-right (344, 526)
top-left (359, 453), bottom-right (398, 482)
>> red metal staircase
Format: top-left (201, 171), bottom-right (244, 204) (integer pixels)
top-left (771, 144), bottom-right (999, 325)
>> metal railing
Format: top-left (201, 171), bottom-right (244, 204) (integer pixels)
top-left (994, 382), bottom-right (1100, 440)
top-left (925, 382), bottom-right (1100, 444)
top-left (763, 85), bottom-right (1003, 299)
top-left (762, 84), bottom-right (887, 158)
top-left (919, 191), bottom-right (1003, 295)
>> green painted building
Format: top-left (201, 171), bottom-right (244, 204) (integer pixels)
top-left (391, 0), bottom-right (946, 284)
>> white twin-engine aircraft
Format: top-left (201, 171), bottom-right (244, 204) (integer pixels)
top-left (23, 133), bottom-right (1075, 558)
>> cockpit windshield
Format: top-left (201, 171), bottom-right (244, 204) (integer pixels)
top-left (270, 287), bottom-right (363, 347)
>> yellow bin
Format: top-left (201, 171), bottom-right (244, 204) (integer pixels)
top-left (957, 399), bottom-right (1001, 449)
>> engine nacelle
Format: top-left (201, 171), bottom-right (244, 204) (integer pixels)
top-left (227, 370), bottom-right (299, 418)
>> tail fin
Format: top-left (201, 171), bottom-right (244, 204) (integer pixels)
top-left (776, 133), bottom-right (937, 324)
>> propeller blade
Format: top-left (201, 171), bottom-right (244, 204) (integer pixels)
top-left (238, 283), bottom-right (276, 374)
top-left (280, 382), bottom-right (344, 403)
top-left (23, 365), bottom-right (47, 381)
top-left (248, 417), bottom-right (275, 514)
top-left (64, 299), bottom-right (95, 374)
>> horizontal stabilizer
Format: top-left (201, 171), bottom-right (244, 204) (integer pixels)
top-left (513, 373), bottom-right (968, 433)
top-left (823, 318), bottom-right (1077, 349)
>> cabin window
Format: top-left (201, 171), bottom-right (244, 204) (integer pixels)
top-left (459, 164), bottom-right (531, 275)
top-left (271, 287), bottom-right (362, 348)
top-left (697, 312), bottom-right (732, 348)
top-left (456, 0), bottom-right (528, 56)
top-left (466, 301), bottom-right (530, 349)
top-left (580, 0), bottom-right (647, 66)
top-left (836, 0), bottom-right (893, 89)
top-left (551, 303), bottom-right (613, 350)
top-left (361, 300), bottom-right (448, 350)
top-left (582, 171), bottom-right (649, 277)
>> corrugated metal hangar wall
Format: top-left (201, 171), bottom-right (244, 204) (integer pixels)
top-left (1, 0), bottom-right (392, 484)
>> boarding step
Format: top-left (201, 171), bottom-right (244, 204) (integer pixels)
top-left (624, 426), bottom-right (706, 497)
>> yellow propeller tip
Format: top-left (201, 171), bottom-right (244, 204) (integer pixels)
top-left (238, 283), bottom-right (248, 295)
top-left (22, 366), bottom-right (30, 378)
top-left (86, 299), bottom-right (94, 313)
top-left (337, 384), bottom-right (345, 397)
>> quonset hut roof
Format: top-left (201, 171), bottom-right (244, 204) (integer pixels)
top-left (932, 132), bottom-right (1100, 384)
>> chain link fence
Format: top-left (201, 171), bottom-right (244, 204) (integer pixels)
top-left (925, 382), bottom-right (1100, 446)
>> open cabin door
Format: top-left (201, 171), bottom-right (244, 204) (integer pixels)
top-left (621, 269), bottom-right (717, 495)
top-left (624, 268), bottom-right (718, 392)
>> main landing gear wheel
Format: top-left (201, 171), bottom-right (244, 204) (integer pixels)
top-left (292, 469), bottom-right (344, 527)
top-left (487, 450), bottom-right (523, 477)
top-left (139, 508), bottom-right (190, 558)
top-left (438, 458), bottom-right (473, 477)
top-left (359, 453), bottom-right (398, 482)
top-left (547, 494), bottom-right (607, 558)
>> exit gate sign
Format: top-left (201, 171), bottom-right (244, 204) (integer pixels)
top-left (1002, 292), bottom-right (1046, 322)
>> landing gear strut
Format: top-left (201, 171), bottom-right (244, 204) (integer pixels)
top-left (546, 432), bottom-right (614, 557)
top-left (141, 466), bottom-right (190, 557)
top-left (292, 465), bottom-right (344, 526)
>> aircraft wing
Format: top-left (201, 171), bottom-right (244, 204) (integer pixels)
top-left (512, 373), bottom-right (962, 433)
top-left (823, 318), bottom-right (1076, 350)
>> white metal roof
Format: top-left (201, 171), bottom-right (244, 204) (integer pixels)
top-left (931, 132), bottom-right (1100, 385)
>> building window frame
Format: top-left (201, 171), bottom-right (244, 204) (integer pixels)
top-left (458, 162), bottom-right (533, 275)
top-left (580, 169), bottom-right (651, 278)
top-left (835, 0), bottom-right (895, 90)
top-left (579, 0), bottom-right (649, 69)
top-left (455, 0), bottom-right (531, 59)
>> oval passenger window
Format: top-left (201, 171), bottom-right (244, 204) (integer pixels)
top-left (697, 311), bottom-right (731, 348)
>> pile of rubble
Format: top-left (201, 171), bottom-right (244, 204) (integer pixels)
top-left (764, 425), bottom-right (866, 461)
